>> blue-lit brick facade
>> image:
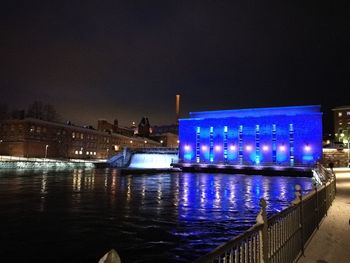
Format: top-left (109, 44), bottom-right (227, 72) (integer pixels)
top-left (179, 106), bottom-right (322, 166)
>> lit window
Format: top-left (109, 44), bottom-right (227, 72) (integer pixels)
top-left (81, 134), bottom-right (84, 139)
top-left (30, 126), bottom-right (35, 133)
top-left (79, 151), bottom-right (82, 155)
top-left (75, 150), bottom-right (78, 154)
top-left (347, 112), bottom-right (350, 116)
top-left (72, 132), bottom-right (75, 138)
top-left (224, 126), bottom-right (228, 132)
top-left (338, 112), bottom-right (342, 117)
top-left (90, 152), bottom-right (93, 155)
top-left (339, 123), bottom-right (343, 126)
top-left (86, 151), bottom-right (89, 155)
top-left (94, 152), bottom-right (96, 155)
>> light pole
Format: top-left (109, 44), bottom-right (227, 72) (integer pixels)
top-left (45, 144), bottom-right (49, 160)
top-left (344, 139), bottom-right (349, 167)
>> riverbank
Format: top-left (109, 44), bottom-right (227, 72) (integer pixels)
top-left (0, 155), bottom-right (101, 169)
top-left (297, 168), bottom-right (350, 263)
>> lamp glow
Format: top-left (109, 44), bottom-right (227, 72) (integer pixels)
top-left (214, 145), bottom-right (221, 151)
top-left (184, 145), bottom-right (191, 151)
top-left (304, 145), bottom-right (311, 152)
top-left (201, 145), bottom-right (208, 151)
top-left (279, 145), bottom-right (286, 152)
top-left (262, 145), bottom-right (269, 151)
top-left (245, 145), bottom-right (252, 151)
top-left (229, 145), bottom-right (236, 151)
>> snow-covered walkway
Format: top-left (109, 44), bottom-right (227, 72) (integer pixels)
top-left (298, 168), bottom-right (350, 263)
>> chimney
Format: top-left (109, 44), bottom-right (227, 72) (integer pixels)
top-left (176, 94), bottom-right (180, 125)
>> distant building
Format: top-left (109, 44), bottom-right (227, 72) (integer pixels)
top-left (152, 124), bottom-right (178, 135)
top-left (179, 105), bottom-right (322, 166)
top-left (332, 106), bottom-right (350, 142)
top-left (0, 118), bottom-right (161, 159)
top-left (137, 117), bottom-right (151, 138)
top-left (97, 119), bottom-right (134, 137)
top-left (151, 132), bottom-right (179, 148)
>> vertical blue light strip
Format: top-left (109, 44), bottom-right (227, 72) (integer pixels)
top-left (239, 125), bottom-right (243, 165)
top-left (223, 126), bottom-right (228, 162)
top-left (209, 126), bottom-right (214, 162)
top-left (196, 126), bottom-right (200, 163)
top-left (272, 124), bottom-right (277, 164)
top-left (289, 124), bottom-right (294, 166)
top-left (255, 124), bottom-right (260, 165)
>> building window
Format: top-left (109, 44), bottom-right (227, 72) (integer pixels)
top-left (338, 112), bottom-right (343, 117)
top-left (72, 132), bottom-right (75, 139)
top-left (79, 150), bottom-right (82, 155)
top-left (75, 150), bottom-right (78, 154)
top-left (81, 133), bottom-right (84, 139)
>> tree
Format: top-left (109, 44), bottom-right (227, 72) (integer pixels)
top-left (26, 101), bottom-right (61, 122)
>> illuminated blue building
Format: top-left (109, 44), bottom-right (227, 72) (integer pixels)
top-left (179, 105), bottom-right (322, 167)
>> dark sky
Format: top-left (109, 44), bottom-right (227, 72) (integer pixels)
top-left (1, 1), bottom-right (349, 132)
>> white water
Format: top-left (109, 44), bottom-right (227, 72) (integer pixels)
top-left (128, 153), bottom-right (178, 169)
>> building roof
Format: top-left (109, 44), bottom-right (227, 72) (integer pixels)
top-left (182, 105), bottom-right (321, 120)
top-left (332, 106), bottom-right (350, 111)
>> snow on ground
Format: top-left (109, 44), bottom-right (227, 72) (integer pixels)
top-left (298, 168), bottom-right (350, 263)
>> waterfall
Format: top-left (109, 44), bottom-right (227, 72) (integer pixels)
top-left (128, 153), bottom-right (178, 169)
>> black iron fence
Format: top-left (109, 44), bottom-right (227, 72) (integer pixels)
top-left (194, 167), bottom-right (336, 263)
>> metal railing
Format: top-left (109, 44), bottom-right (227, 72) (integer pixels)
top-left (194, 167), bottom-right (336, 263)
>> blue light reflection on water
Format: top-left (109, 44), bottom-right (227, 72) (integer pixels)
top-left (0, 169), bottom-right (313, 263)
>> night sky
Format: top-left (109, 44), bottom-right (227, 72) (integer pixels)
top-left (1, 1), bottom-right (349, 132)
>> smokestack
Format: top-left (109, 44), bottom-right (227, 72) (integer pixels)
top-left (176, 94), bottom-right (180, 125)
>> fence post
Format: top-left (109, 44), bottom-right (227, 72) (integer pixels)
top-left (315, 184), bottom-right (319, 229)
top-left (293, 184), bottom-right (304, 256)
top-left (256, 198), bottom-right (268, 263)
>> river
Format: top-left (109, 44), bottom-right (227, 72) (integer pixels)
top-left (0, 168), bottom-right (313, 262)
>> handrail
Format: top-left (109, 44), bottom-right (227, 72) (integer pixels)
top-left (192, 163), bottom-right (336, 263)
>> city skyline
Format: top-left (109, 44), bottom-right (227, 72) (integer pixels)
top-left (1, 1), bottom-right (348, 131)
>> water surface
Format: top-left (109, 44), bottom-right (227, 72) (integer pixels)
top-left (0, 169), bottom-right (313, 262)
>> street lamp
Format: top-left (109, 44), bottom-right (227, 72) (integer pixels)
top-left (343, 139), bottom-right (349, 167)
top-left (45, 144), bottom-right (49, 160)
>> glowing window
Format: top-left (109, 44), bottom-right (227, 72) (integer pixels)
top-left (86, 151), bottom-right (89, 155)
top-left (75, 150), bottom-right (78, 154)
top-left (79, 151), bottom-right (82, 155)
top-left (94, 152), bottom-right (96, 155)
top-left (338, 112), bottom-right (343, 117)
top-left (72, 132), bottom-right (75, 138)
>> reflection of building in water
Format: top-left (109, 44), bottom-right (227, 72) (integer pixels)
top-left (179, 105), bottom-right (322, 167)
